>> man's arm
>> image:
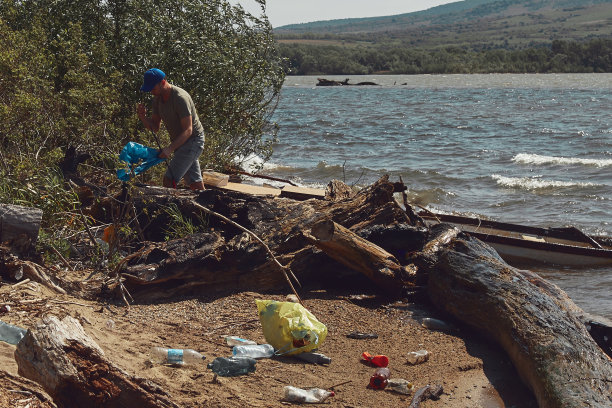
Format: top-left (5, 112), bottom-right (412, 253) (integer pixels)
top-left (137, 103), bottom-right (162, 132)
top-left (159, 115), bottom-right (193, 159)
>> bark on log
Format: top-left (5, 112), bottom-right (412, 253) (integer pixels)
top-left (425, 228), bottom-right (612, 408)
top-left (0, 369), bottom-right (57, 407)
top-left (305, 219), bottom-right (415, 295)
top-left (15, 315), bottom-right (180, 408)
top-left (0, 204), bottom-right (42, 251)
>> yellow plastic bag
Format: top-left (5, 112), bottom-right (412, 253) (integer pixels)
top-left (256, 300), bottom-right (327, 356)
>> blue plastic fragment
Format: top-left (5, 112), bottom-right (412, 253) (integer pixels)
top-left (116, 142), bottom-right (165, 181)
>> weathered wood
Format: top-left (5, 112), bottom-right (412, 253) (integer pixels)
top-left (0, 204), bottom-right (42, 248)
top-left (15, 315), bottom-right (180, 408)
top-left (305, 219), bottom-right (415, 295)
top-left (425, 230), bottom-right (612, 408)
top-left (116, 176), bottom-right (415, 299)
top-left (281, 185), bottom-right (325, 200)
top-left (324, 179), bottom-right (355, 201)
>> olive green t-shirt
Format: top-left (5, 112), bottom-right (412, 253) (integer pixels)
top-left (152, 85), bottom-right (204, 143)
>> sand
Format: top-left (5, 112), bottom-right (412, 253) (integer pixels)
top-left (0, 275), bottom-right (538, 408)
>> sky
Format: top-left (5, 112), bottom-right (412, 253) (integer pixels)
top-left (231, 0), bottom-right (459, 28)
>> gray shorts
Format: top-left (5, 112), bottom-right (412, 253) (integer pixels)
top-left (165, 133), bottom-right (205, 184)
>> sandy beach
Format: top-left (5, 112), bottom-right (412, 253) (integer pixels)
top-left (0, 273), bottom-right (538, 407)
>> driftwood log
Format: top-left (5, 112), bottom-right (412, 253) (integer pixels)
top-left (0, 204), bottom-right (42, 252)
top-left (0, 247), bottom-right (67, 293)
top-left (425, 228), bottom-right (612, 408)
top-left (15, 315), bottom-right (179, 408)
top-left (305, 219), bottom-right (416, 296)
top-left (0, 369), bottom-right (57, 407)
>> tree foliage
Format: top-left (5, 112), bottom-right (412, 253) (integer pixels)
top-left (0, 0), bottom-right (285, 173)
top-left (278, 39), bottom-right (612, 75)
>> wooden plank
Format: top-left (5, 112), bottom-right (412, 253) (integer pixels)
top-left (215, 182), bottom-right (281, 197)
top-left (521, 234), bottom-right (545, 242)
top-left (281, 185), bottom-right (325, 200)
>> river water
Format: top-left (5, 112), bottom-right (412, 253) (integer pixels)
top-left (254, 74), bottom-right (611, 318)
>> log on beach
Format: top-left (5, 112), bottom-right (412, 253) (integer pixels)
top-left (425, 228), bottom-right (612, 408)
top-left (0, 204), bottom-right (43, 252)
top-left (14, 315), bottom-right (179, 408)
top-left (305, 219), bottom-right (416, 296)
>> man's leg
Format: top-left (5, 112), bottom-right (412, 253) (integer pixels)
top-left (165, 137), bottom-right (201, 189)
top-left (184, 149), bottom-right (205, 191)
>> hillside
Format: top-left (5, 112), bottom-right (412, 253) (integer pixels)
top-left (275, 0), bottom-right (612, 50)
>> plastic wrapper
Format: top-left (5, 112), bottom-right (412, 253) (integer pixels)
top-left (256, 300), bottom-right (327, 355)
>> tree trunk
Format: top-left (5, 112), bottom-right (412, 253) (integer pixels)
top-left (425, 228), bottom-right (612, 408)
top-left (15, 315), bottom-right (180, 408)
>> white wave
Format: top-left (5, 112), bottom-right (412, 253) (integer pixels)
top-left (237, 154), bottom-right (289, 172)
top-left (512, 153), bottom-right (612, 168)
top-left (491, 174), bottom-right (597, 189)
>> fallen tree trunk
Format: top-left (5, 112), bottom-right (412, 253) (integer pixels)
top-left (425, 228), bottom-right (612, 408)
top-left (15, 315), bottom-right (180, 408)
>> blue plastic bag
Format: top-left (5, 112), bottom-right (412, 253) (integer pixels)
top-left (116, 142), bottom-right (165, 181)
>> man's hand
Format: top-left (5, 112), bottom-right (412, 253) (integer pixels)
top-left (159, 146), bottom-right (173, 159)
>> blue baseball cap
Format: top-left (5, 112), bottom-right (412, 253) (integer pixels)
top-left (140, 68), bottom-right (165, 92)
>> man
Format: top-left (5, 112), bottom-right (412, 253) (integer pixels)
top-left (137, 68), bottom-right (206, 190)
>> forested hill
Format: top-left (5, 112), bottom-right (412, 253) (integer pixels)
top-left (274, 0), bottom-right (612, 75)
top-left (275, 0), bottom-right (611, 38)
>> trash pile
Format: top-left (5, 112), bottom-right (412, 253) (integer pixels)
top-left (32, 297), bottom-right (442, 406)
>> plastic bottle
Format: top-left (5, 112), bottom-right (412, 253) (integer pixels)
top-left (369, 367), bottom-right (391, 389)
top-left (207, 356), bottom-right (257, 377)
top-left (0, 320), bottom-right (27, 345)
top-left (283, 386), bottom-right (335, 403)
top-left (225, 336), bottom-right (257, 346)
top-left (387, 378), bottom-right (414, 395)
top-left (232, 343), bottom-right (275, 359)
top-left (361, 351), bottom-right (389, 367)
top-left (105, 319), bottom-right (115, 330)
top-left (150, 347), bottom-right (205, 365)
top-left (295, 351), bottom-right (332, 365)
top-left (407, 349), bottom-right (430, 365)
